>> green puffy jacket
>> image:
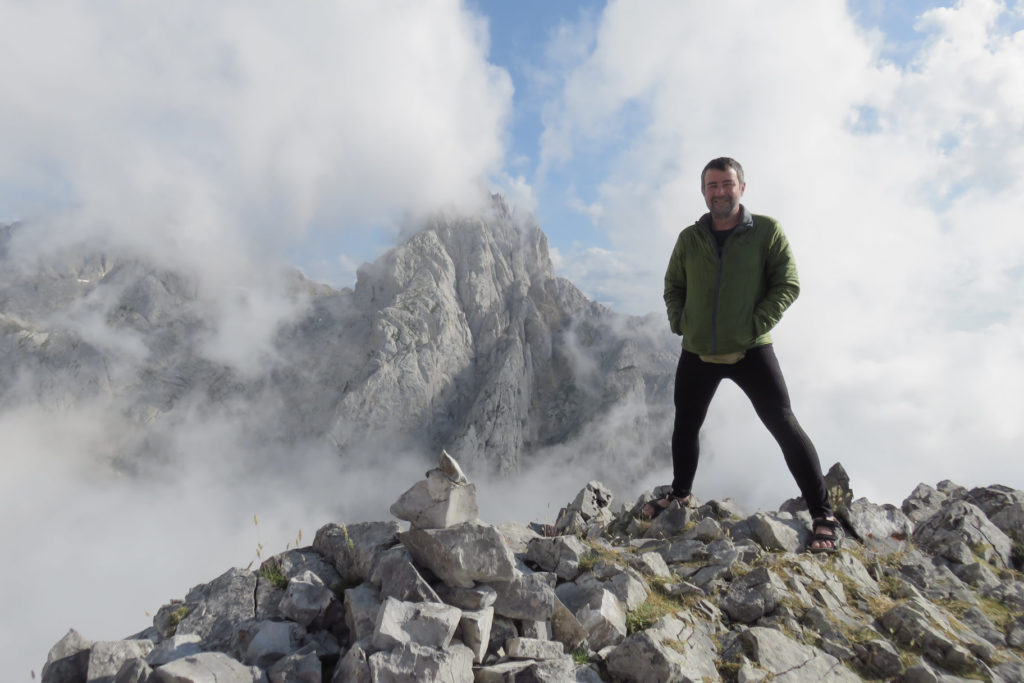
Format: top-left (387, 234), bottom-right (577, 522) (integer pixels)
top-left (663, 208), bottom-right (800, 355)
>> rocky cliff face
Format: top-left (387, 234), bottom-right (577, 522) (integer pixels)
top-left (40, 458), bottom-right (1024, 682)
top-left (0, 196), bottom-right (677, 477)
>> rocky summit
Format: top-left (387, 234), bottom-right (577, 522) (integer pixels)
top-left (42, 456), bottom-right (1024, 682)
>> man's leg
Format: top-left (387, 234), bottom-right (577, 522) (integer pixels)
top-left (730, 345), bottom-right (833, 519)
top-left (670, 350), bottom-right (723, 498)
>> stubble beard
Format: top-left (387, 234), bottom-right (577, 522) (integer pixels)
top-left (708, 197), bottom-right (738, 220)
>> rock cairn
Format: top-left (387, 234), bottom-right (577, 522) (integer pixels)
top-left (42, 460), bottom-right (1024, 682)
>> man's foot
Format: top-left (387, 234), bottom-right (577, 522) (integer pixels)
top-left (638, 493), bottom-right (691, 520)
top-left (808, 517), bottom-right (841, 553)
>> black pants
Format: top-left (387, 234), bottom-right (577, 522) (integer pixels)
top-left (671, 344), bottom-right (832, 519)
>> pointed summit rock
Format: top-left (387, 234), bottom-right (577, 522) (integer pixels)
top-left (438, 449), bottom-right (468, 484)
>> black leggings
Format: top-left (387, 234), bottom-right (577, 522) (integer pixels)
top-left (671, 344), bottom-right (832, 519)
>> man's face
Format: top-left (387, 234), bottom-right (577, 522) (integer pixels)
top-left (702, 167), bottom-right (745, 220)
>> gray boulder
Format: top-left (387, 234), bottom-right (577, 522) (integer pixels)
top-left (86, 640), bottom-right (154, 683)
top-left (389, 467), bottom-right (479, 530)
top-left (267, 647), bottom-right (321, 683)
top-left (912, 501), bottom-right (1014, 568)
top-left (313, 521), bottom-right (400, 583)
top-left (344, 583), bottom-right (382, 644)
top-left (575, 589), bottom-right (626, 650)
top-left (721, 567), bottom-right (788, 624)
top-left (456, 607), bottom-right (493, 663)
top-left (147, 635), bottom-right (202, 668)
top-left (739, 626), bottom-right (861, 682)
top-left (525, 535), bottom-right (589, 580)
top-left (877, 597), bottom-right (993, 674)
top-left (331, 642), bottom-right (371, 683)
top-left (489, 572), bottom-right (557, 621)
top-left (372, 597), bottom-right (462, 651)
top-left (902, 483), bottom-right (949, 524)
top-left (168, 568), bottom-right (258, 651)
top-left (367, 642), bottom-right (473, 683)
top-left (153, 652), bottom-right (261, 683)
top-left (112, 658), bottom-right (153, 683)
top-left (847, 498), bottom-right (914, 553)
top-left (279, 570), bottom-right (335, 627)
top-left (433, 583), bottom-right (497, 610)
top-left (369, 546), bottom-right (441, 603)
top-left (232, 619), bottom-right (303, 669)
top-left (42, 629), bottom-right (92, 683)
top-left (505, 637), bottom-right (564, 660)
top-left (400, 522), bottom-right (517, 588)
top-left (749, 512), bottom-right (802, 552)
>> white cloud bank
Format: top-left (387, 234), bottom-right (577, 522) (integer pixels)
top-left (0, 0), bottom-right (513, 676)
top-left (539, 0), bottom-right (1024, 510)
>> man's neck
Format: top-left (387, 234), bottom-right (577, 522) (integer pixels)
top-left (711, 211), bottom-right (742, 231)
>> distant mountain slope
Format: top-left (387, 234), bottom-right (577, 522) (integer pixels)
top-left (0, 197), bottom-right (678, 478)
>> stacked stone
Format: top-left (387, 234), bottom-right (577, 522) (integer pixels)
top-left (41, 461), bottom-right (1024, 682)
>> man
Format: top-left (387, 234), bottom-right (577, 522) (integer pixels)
top-left (642, 157), bottom-right (838, 552)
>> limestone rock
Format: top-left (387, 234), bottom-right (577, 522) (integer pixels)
top-left (576, 589), bottom-right (626, 651)
top-left (629, 551), bottom-right (672, 579)
top-left (550, 597), bottom-right (589, 653)
top-left (344, 583), bottom-right (382, 644)
top-left (390, 469), bottom-right (479, 530)
top-left (313, 521), bottom-right (400, 583)
top-left (721, 567), bottom-right (788, 624)
top-left (367, 641), bottom-right (473, 683)
top-left (505, 636), bottom-right (564, 660)
top-left (433, 583), bottom-right (497, 610)
top-left (372, 597), bottom-right (462, 651)
top-left (400, 522), bottom-right (517, 588)
top-left (369, 546), bottom-right (441, 603)
top-left (331, 642), bottom-right (371, 683)
top-left (112, 658), bottom-right (153, 683)
top-left (739, 626), bottom-right (861, 682)
top-left (525, 535), bottom-right (589, 580)
top-left (267, 647), bottom-right (321, 683)
top-left (749, 512), bottom-right (802, 552)
top-left (489, 572), bottom-right (557, 621)
top-left (232, 619), bottom-right (303, 668)
top-left (457, 607), bottom-right (493, 663)
top-left (87, 640), bottom-right (154, 683)
top-left (167, 568), bottom-right (258, 652)
top-left (153, 652), bottom-right (261, 683)
top-left (42, 629), bottom-right (92, 683)
top-left (847, 498), bottom-right (914, 553)
top-left (438, 449), bottom-right (469, 484)
top-left (280, 570), bottom-right (335, 627)
top-left (912, 500), bottom-right (1014, 568)
top-left (902, 483), bottom-right (949, 524)
top-left (147, 635), bottom-right (202, 668)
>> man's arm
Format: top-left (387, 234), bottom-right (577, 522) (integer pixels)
top-left (753, 224), bottom-right (800, 336)
top-left (664, 236), bottom-right (687, 335)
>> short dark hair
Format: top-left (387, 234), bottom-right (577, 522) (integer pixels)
top-left (701, 157), bottom-right (744, 187)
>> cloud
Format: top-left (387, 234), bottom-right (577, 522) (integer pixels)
top-left (0, 0), bottom-right (512, 283)
top-left (538, 0), bottom-right (1024, 509)
top-left (0, 1), bottom-right (515, 676)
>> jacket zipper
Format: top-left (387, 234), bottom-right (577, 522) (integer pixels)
top-left (709, 231), bottom-right (725, 354)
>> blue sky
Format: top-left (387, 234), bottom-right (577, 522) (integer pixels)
top-left (3, 1), bottom-right (1024, 677)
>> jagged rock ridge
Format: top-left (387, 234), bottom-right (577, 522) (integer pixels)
top-left (0, 197), bottom-right (677, 476)
top-left (42, 460), bottom-right (1024, 682)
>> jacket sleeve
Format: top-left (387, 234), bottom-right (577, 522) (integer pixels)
top-left (663, 235), bottom-right (686, 335)
top-left (753, 224), bottom-right (800, 336)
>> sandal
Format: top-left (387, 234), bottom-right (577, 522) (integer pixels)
top-left (637, 492), bottom-right (690, 520)
top-left (808, 517), bottom-right (841, 554)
